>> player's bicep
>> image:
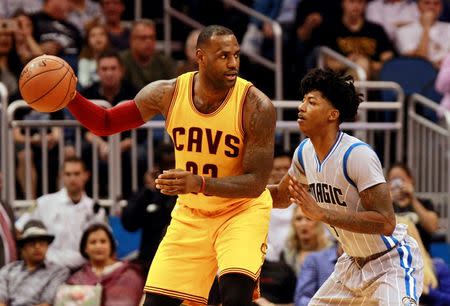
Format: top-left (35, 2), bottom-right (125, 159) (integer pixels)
top-left (360, 182), bottom-right (395, 219)
top-left (134, 79), bottom-right (177, 121)
top-left (241, 87), bottom-right (276, 180)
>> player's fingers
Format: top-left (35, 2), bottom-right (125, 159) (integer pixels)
top-left (155, 178), bottom-right (185, 187)
top-left (158, 169), bottom-right (187, 179)
top-left (159, 187), bottom-right (181, 195)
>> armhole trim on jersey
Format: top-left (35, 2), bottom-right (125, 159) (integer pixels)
top-left (297, 139), bottom-right (308, 173)
top-left (238, 83), bottom-right (252, 139)
top-left (165, 76), bottom-right (180, 130)
top-left (342, 142), bottom-right (370, 188)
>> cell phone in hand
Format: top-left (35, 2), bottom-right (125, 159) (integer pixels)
top-left (0, 19), bottom-right (17, 32)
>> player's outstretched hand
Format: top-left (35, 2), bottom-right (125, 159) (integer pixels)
top-left (289, 176), bottom-right (324, 221)
top-left (155, 169), bottom-right (201, 195)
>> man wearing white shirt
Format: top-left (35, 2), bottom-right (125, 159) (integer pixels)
top-left (395, 0), bottom-right (450, 67)
top-left (16, 156), bottom-right (105, 270)
top-left (366, 0), bottom-right (419, 41)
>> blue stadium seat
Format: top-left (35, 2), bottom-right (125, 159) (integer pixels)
top-left (379, 56), bottom-right (441, 121)
top-left (109, 215), bottom-right (142, 260)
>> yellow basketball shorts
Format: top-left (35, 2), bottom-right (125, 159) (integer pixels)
top-left (144, 189), bottom-right (272, 305)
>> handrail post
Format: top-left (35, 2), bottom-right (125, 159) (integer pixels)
top-left (0, 83), bottom-right (8, 202)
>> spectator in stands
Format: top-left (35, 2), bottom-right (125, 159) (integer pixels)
top-left (293, 0), bottom-right (342, 79)
top-left (435, 52), bottom-right (450, 115)
top-left (265, 147), bottom-right (295, 262)
top-left (100, 0), bottom-right (129, 51)
top-left (321, 0), bottom-right (395, 80)
top-left (80, 49), bottom-right (139, 198)
top-left (16, 157), bottom-right (106, 270)
top-left (121, 142), bottom-right (176, 273)
top-left (12, 10), bottom-right (43, 65)
top-left (0, 173), bottom-right (17, 268)
top-left (0, 220), bottom-right (69, 306)
top-left (365, 0), bottom-right (419, 42)
top-left (387, 162), bottom-right (439, 251)
top-left (176, 29), bottom-right (200, 76)
top-left (68, 0), bottom-right (102, 36)
top-left (120, 19), bottom-right (176, 90)
top-left (65, 223), bottom-right (144, 306)
top-left (31, 0), bottom-right (82, 70)
top-left (293, 243), bottom-right (342, 306)
top-left (394, 0), bottom-right (450, 68)
top-left (0, 18), bottom-right (21, 99)
top-left (78, 22), bottom-right (110, 88)
top-left (13, 105), bottom-right (63, 199)
top-left (284, 206), bottom-right (333, 275)
top-left (0, 0), bottom-right (43, 18)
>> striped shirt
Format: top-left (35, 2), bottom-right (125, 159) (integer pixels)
top-left (0, 261), bottom-right (69, 305)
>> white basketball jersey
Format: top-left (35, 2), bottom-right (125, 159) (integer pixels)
top-left (289, 131), bottom-right (407, 258)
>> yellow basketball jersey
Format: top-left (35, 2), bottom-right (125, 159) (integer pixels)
top-left (166, 71), bottom-right (257, 212)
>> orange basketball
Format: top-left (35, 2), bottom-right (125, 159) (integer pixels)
top-left (19, 55), bottom-right (77, 112)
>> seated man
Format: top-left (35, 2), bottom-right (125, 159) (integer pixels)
top-left (16, 157), bottom-right (106, 270)
top-left (394, 0), bottom-right (450, 68)
top-left (0, 220), bottom-right (69, 306)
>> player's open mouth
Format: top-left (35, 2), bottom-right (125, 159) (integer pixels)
top-left (298, 114), bottom-right (305, 122)
top-left (225, 74), bottom-right (237, 80)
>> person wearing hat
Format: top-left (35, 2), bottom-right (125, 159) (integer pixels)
top-left (0, 220), bottom-right (70, 306)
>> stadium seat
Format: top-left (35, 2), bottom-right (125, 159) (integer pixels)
top-left (379, 56), bottom-right (441, 121)
top-left (109, 215), bottom-right (142, 260)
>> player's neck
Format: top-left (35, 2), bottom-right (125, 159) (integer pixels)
top-left (310, 129), bottom-right (341, 162)
top-left (193, 74), bottom-right (230, 113)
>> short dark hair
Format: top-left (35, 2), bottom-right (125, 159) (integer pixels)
top-left (196, 25), bottom-right (234, 48)
top-left (79, 223), bottom-right (116, 259)
top-left (97, 49), bottom-right (123, 66)
top-left (300, 69), bottom-right (363, 123)
top-left (62, 156), bottom-right (86, 171)
top-left (388, 162), bottom-right (413, 179)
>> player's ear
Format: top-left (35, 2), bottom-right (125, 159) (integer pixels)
top-left (196, 48), bottom-right (204, 64)
top-left (329, 109), bottom-right (340, 121)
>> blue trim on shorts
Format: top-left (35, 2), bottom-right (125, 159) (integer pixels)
top-left (396, 240), bottom-right (418, 302)
top-left (342, 142), bottom-right (371, 187)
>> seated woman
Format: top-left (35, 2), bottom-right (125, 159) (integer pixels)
top-left (66, 223), bottom-right (144, 306)
top-left (387, 162), bottom-right (440, 251)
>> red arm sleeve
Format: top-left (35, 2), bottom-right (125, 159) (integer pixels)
top-left (67, 92), bottom-right (145, 136)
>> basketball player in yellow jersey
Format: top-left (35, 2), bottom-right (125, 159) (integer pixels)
top-left (66, 25), bottom-right (277, 306)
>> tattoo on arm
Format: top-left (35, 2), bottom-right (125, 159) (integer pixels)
top-left (135, 79), bottom-right (176, 121)
top-left (205, 87), bottom-right (277, 198)
top-left (322, 183), bottom-right (396, 235)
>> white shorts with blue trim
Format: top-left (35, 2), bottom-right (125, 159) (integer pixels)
top-left (309, 235), bottom-right (423, 306)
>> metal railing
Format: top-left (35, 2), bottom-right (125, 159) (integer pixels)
top-left (317, 46), bottom-right (367, 82)
top-left (408, 94), bottom-right (450, 240)
top-left (6, 100), bottom-right (119, 208)
top-left (163, 0), bottom-right (284, 102)
top-left (0, 83), bottom-right (7, 201)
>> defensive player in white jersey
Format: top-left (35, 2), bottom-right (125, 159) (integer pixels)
top-left (270, 69), bottom-right (423, 305)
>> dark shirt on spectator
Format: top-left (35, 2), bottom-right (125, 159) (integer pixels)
top-left (119, 50), bottom-right (176, 89)
top-left (121, 187), bottom-right (176, 272)
top-left (31, 11), bottom-right (82, 57)
top-left (394, 198), bottom-right (436, 251)
top-left (321, 20), bottom-right (395, 61)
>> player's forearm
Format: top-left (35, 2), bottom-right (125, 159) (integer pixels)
top-left (204, 173), bottom-right (269, 198)
top-left (320, 208), bottom-right (395, 235)
top-left (68, 92), bottom-right (145, 136)
top-left (268, 184), bottom-right (291, 208)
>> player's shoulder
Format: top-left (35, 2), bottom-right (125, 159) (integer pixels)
top-left (244, 86), bottom-right (275, 111)
top-left (340, 133), bottom-right (373, 152)
top-left (135, 78), bottom-right (177, 108)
